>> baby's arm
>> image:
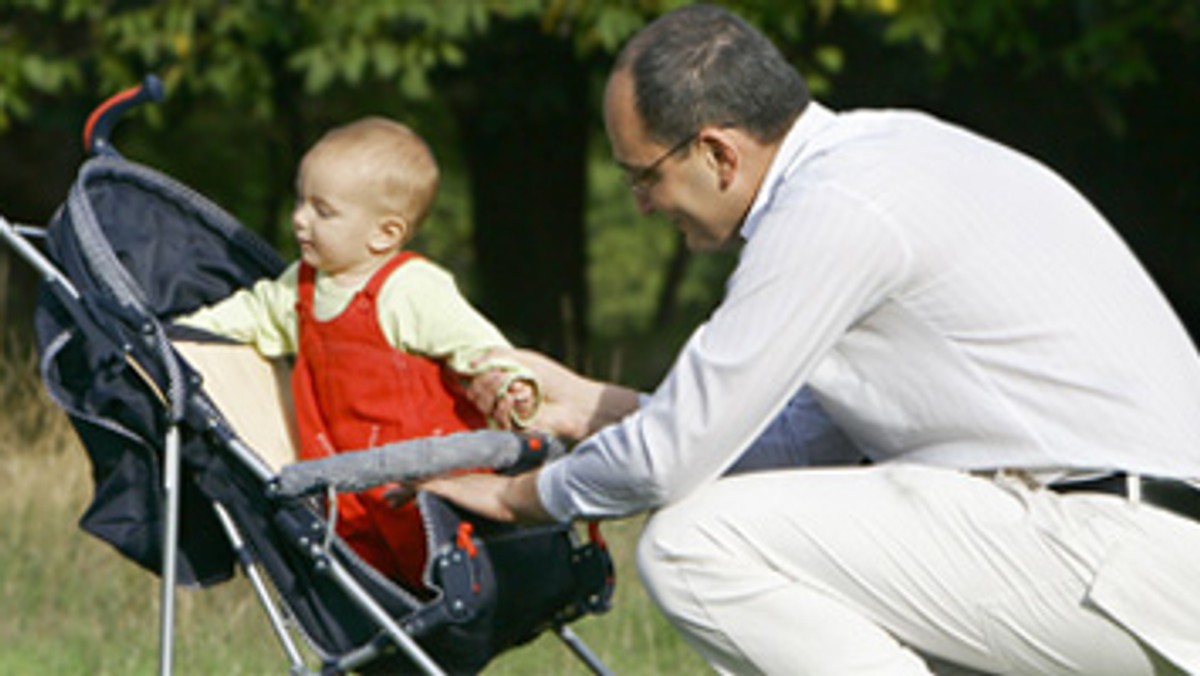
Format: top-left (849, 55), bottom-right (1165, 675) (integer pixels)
top-left (381, 259), bottom-right (541, 427)
top-left (173, 263), bottom-right (300, 357)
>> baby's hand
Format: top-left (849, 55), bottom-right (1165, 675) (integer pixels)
top-left (463, 354), bottom-right (542, 429)
top-left (505, 378), bottom-right (538, 427)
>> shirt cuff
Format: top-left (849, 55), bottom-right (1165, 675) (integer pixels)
top-left (536, 459), bottom-right (575, 522)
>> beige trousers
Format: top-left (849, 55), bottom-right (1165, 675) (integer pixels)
top-left (637, 464), bottom-right (1196, 675)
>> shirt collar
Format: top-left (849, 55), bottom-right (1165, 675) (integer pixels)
top-left (741, 101), bottom-right (837, 241)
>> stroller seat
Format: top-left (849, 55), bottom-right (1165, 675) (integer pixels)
top-left (11, 78), bottom-right (614, 675)
top-left (172, 339), bottom-right (297, 472)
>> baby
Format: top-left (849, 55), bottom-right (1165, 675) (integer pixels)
top-left (179, 117), bottom-right (537, 594)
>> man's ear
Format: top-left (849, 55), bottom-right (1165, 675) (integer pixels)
top-left (370, 215), bottom-right (409, 253)
top-left (699, 127), bottom-right (739, 190)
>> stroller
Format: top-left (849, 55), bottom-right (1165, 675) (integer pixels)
top-left (1, 76), bottom-right (614, 675)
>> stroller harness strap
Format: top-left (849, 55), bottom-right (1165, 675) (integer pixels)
top-left (292, 252), bottom-right (487, 593)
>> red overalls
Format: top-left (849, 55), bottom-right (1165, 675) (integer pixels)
top-left (292, 252), bottom-right (487, 593)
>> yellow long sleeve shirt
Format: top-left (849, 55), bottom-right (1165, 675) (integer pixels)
top-left (178, 256), bottom-right (533, 401)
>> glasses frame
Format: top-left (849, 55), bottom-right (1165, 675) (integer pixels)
top-left (619, 131), bottom-right (699, 195)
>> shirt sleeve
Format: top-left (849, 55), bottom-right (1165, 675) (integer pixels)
top-left (538, 181), bottom-right (911, 520)
top-left (378, 259), bottom-right (541, 424)
top-left (174, 262), bottom-right (300, 358)
top-left (377, 258), bottom-right (514, 372)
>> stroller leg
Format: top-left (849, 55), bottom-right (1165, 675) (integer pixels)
top-left (323, 556), bottom-right (448, 676)
top-left (159, 425), bottom-right (182, 676)
top-left (212, 503), bottom-right (310, 673)
top-left (555, 625), bottom-right (615, 676)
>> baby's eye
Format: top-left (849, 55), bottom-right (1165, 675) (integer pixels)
top-left (312, 196), bottom-right (336, 218)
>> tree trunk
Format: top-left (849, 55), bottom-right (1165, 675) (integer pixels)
top-left (437, 18), bottom-right (592, 361)
top-left (0, 119), bottom-right (81, 349)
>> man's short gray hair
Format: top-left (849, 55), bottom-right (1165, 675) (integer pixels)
top-left (615, 4), bottom-right (810, 145)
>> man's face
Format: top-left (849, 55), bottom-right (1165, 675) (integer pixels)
top-left (603, 70), bottom-right (743, 251)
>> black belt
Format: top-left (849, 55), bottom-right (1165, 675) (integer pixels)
top-left (1050, 472), bottom-right (1200, 522)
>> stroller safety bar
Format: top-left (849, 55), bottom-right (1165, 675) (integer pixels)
top-left (272, 430), bottom-right (567, 498)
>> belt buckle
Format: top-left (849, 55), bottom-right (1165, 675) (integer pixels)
top-left (1141, 477), bottom-right (1200, 522)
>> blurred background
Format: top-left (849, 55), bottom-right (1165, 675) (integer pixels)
top-left (1, 0), bottom-right (1197, 389)
top-left (1, 2), bottom-right (1198, 672)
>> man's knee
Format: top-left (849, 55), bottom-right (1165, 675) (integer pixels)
top-left (634, 506), bottom-right (681, 605)
top-left (636, 475), bottom-right (796, 597)
top-left (634, 498), bottom-right (721, 616)
top-left (634, 505), bottom-right (755, 668)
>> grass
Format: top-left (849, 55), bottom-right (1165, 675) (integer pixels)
top-left (0, 347), bottom-right (709, 675)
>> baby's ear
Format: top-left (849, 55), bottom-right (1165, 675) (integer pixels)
top-left (371, 216), bottom-right (409, 252)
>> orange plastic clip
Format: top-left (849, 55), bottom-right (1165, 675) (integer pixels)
top-left (456, 522), bottom-right (478, 558)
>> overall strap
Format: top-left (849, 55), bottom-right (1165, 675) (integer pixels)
top-left (296, 261), bottom-right (317, 314)
top-left (362, 251), bottom-right (421, 301)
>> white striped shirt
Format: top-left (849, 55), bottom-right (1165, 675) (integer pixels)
top-left (540, 102), bottom-right (1200, 520)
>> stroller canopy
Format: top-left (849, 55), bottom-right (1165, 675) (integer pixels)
top-left (37, 154), bottom-right (286, 586)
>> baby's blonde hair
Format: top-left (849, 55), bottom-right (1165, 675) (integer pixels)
top-left (310, 117), bottom-right (439, 236)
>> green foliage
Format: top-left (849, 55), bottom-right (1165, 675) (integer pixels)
top-left (4, 0), bottom-right (1193, 147)
top-left (0, 0), bottom-right (932, 131)
top-left (930, 0), bottom-right (1198, 88)
top-left (3, 0), bottom-right (1196, 354)
top-left (0, 2), bottom-right (83, 128)
top-left (0, 0), bottom-right (670, 130)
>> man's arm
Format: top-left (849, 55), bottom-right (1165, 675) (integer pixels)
top-left (420, 468), bottom-right (553, 523)
top-left (420, 348), bottom-right (638, 524)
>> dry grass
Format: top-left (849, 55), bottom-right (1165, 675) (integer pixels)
top-left (0, 346), bottom-right (284, 674)
top-left (0, 348), bottom-right (707, 675)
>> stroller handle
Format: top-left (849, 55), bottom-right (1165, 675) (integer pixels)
top-left (84, 74), bottom-right (165, 157)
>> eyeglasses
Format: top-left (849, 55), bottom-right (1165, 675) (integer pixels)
top-left (619, 131), bottom-right (699, 194)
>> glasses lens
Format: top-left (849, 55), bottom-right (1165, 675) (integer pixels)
top-left (624, 132), bottom-right (696, 193)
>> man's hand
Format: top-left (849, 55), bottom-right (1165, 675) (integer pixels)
top-left (419, 469), bottom-right (553, 524)
top-left (467, 347), bottom-right (640, 440)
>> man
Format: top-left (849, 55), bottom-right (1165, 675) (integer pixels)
top-left (427, 5), bottom-right (1200, 673)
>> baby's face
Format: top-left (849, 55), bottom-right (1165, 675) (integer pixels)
top-left (292, 149), bottom-right (387, 285)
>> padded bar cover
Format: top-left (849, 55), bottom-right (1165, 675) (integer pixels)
top-left (273, 430), bottom-right (565, 498)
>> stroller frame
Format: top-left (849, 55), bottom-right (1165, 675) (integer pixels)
top-left (1, 76), bottom-right (613, 676)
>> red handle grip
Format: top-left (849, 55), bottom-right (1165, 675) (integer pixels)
top-left (83, 74), bottom-right (164, 156)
